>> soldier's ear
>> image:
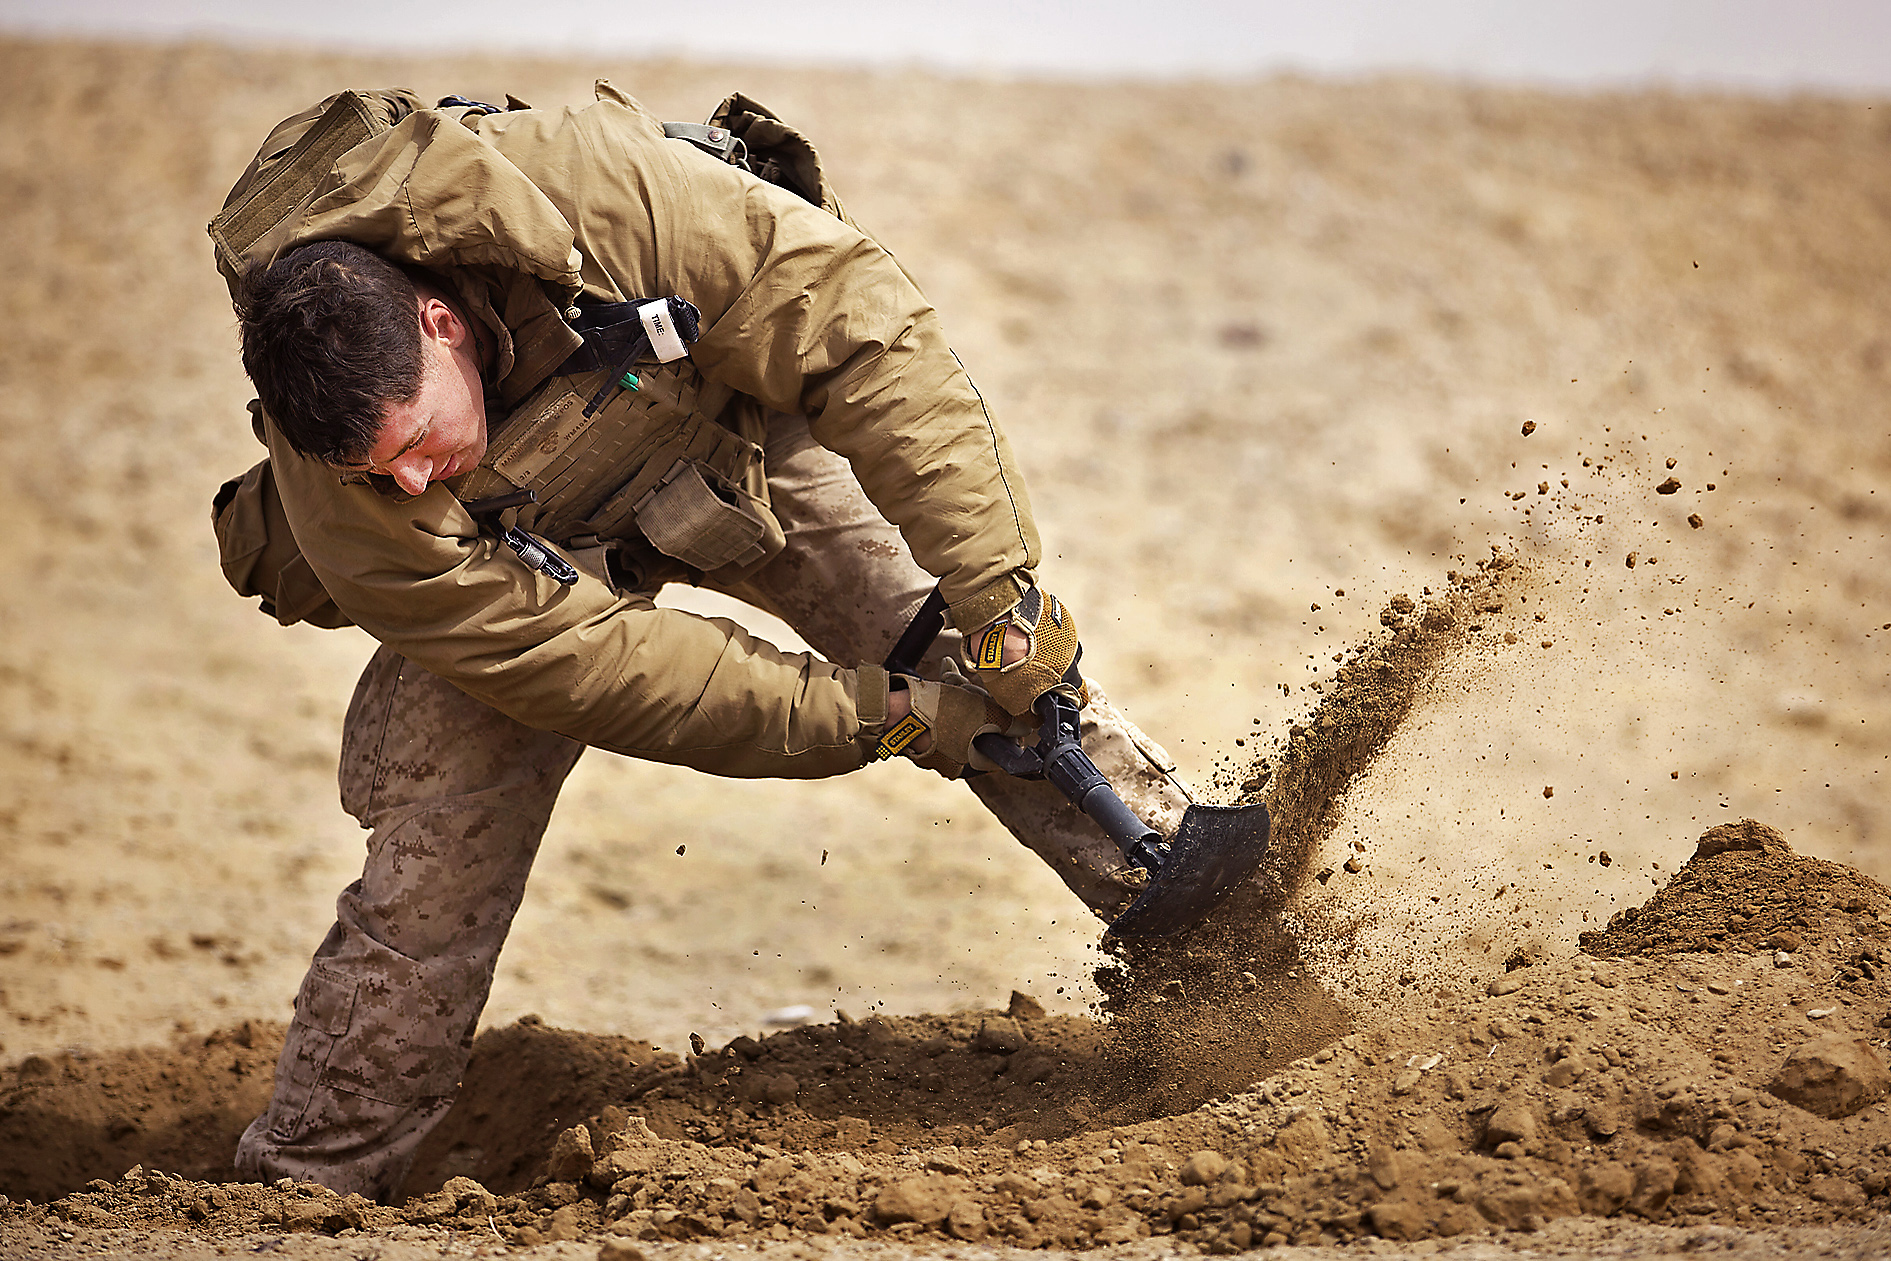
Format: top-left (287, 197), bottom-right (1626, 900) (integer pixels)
top-left (416, 295), bottom-right (468, 349)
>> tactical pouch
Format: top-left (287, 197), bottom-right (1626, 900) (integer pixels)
top-left (211, 460), bottom-right (352, 629)
top-left (633, 458), bottom-right (784, 575)
top-left (455, 375), bottom-right (788, 585)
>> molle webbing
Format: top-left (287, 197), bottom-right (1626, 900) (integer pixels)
top-left (454, 362), bottom-right (713, 534)
top-left (449, 364), bottom-right (778, 579)
top-left (208, 92), bottom-right (382, 283)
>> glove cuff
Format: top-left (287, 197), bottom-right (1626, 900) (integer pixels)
top-left (946, 571), bottom-right (1032, 634)
top-left (856, 664), bottom-right (894, 762)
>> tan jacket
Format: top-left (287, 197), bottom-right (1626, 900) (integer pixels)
top-left (211, 84), bottom-right (1040, 778)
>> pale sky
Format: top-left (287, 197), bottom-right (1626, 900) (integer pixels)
top-left (1, 0), bottom-right (1887, 91)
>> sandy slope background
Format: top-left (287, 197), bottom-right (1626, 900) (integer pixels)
top-left (0, 34), bottom-right (1888, 1259)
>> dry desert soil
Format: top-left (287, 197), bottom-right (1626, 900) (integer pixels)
top-left (1, 35), bottom-right (1889, 1261)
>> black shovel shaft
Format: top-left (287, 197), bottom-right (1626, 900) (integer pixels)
top-left (1036, 694), bottom-right (1165, 871)
top-left (884, 588), bottom-right (949, 677)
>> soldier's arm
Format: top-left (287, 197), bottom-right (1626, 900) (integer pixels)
top-left (262, 414), bottom-right (891, 778)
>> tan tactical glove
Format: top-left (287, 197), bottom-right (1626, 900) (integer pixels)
top-left (873, 663), bottom-right (1029, 779)
top-left (965, 585), bottom-right (1088, 715)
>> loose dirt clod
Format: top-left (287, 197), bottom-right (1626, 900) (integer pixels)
top-left (1770, 1034), bottom-right (1891, 1119)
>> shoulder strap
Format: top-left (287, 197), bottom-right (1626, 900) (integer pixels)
top-left (661, 120), bottom-right (743, 165)
top-left (662, 93), bottom-right (857, 230)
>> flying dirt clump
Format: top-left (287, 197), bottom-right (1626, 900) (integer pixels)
top-left (1086, 556), bottom-right (1503, 1115)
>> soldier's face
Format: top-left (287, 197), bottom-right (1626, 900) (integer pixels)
top-left (352, 297), bottom-right (489, 495)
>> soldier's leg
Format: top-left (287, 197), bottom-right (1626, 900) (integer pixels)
top-left (712, 412), bottom-right (1192, 919)
top-left (235, 645), bottom-right (585, 1201)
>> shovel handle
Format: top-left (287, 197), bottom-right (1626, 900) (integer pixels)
top-left (1034, 691), bottom-right (1166, 872)
top-left (886, 587), bottom-right (1164, 873)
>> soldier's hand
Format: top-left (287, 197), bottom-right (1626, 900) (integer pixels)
top-left (965, 586), bottom-right (1087, 715)
top-left (875, 667), bottom-right (1029, 779)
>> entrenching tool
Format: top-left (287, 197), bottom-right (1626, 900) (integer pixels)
top-left (886, 589), bottom-right (1269, 937)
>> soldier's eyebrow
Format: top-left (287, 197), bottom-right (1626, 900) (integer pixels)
top-left (335, 419), bottom-right (431, 473)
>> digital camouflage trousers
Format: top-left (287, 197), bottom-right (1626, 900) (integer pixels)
top-left (235, 413), bottom-right (1193, 1202)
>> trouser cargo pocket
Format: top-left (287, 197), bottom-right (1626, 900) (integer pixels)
top-left (268, 962), bottom-right (358, 1140)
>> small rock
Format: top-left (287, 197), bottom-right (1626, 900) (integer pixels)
top-left (1392, 1069), bottom-right (1423, 1096)
top-left (1007, 990), bottom-right (1047, 1020)
top-left (1769, 1033), bottom-right (1891, 1118)
top-left (873, 1174), bottom-right (956, 1226)
top-left (278, 1201), bottom-right (345, 1233)
top-left (1627, 1155), bottom-right (1677, 1218)
top-left (1657, 477), bottom-right (1682, 494)
top-left (1808, 1175), bottom-right (1868, 1208)
top-left (1775, 952), bottom-right (1794, 968)
top-left (1368, 1199), bottom-right (1428, 1240)
top-left (547, 1125), bottom-right (595, 1183)
top-left (544, 1204), bottom-right (586, 1242)
top-left (1487, 975), bottom-right (1523, 997)
top-left (1366, 1145), bottom-right (1403, 1191)
top-left (441, 1176), bottom-right (497, 1215)
top-left (751, 1155), bottom-right (798, 1194)
top-left (1485, 1101), bottom-right (1537, 1148)
top-left (1476, 1180), bottom-right (1564, 1230)
top-left (1579, 1163), bottom-right (1633, 1217)
top-left (599, 1241), bottom-right (649, 1261)
top-left (946, 1199), bottom-right (986, 1241)
top-left (1179, 1150), bottom-right (1230, 1186)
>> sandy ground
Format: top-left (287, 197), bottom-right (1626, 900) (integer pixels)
top-left (0, 34), bottom-right (1888, 1259)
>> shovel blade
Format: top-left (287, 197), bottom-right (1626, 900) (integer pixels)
top-left (1105, 802), bottom-right (1270, 938)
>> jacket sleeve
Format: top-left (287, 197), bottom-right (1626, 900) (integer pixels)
top-left (537, 99), bottom-right (1044, 633)
top-left (263, 419), bottom-right (889, 778)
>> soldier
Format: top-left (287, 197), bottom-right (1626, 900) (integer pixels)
top-left (210, 83), bottom-right (1192, 1199)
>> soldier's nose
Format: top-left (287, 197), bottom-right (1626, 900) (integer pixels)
top-left (392, 462), bottom-right (432, 495)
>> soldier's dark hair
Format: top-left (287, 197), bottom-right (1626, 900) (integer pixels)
top-left (234, 241), bottom-right (426, 465)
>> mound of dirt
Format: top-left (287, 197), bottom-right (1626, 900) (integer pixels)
top-left (0, 1021), bottom-right (281, 1204)
top-left (1581, 819), bottom-right (1891, 961)
top-left (7, 818), bottom-right (1890, 1255)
